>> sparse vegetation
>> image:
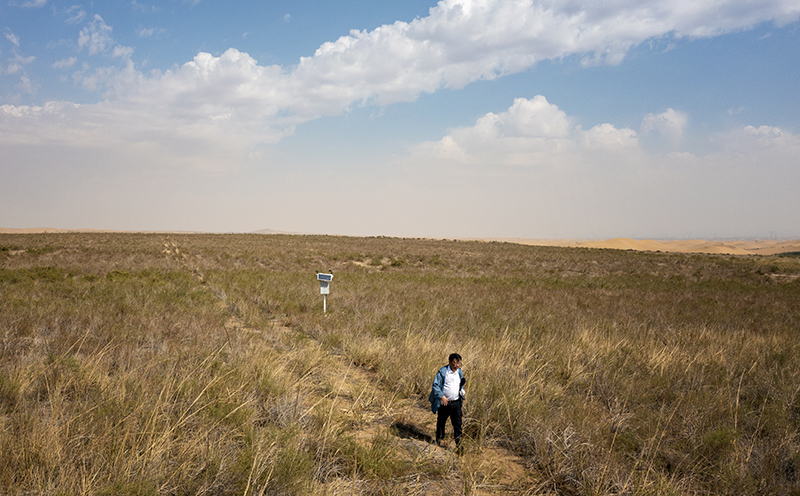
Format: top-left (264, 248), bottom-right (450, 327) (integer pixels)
top-left (1, 233), bottom-right (799, 494)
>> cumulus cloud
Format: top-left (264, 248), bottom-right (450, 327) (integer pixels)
top-left (399, 101), bottom-right (800, 239)
top-left (2, 0), bottom-right (799, 170)
top-left (411, 96), bottom-right (639, 167)
top-left (641, 108), bottom-right (688, 146)
top-left (86, 0), bottom-right (800, 119)
top-left (284, 0), bottom-right (800, 107)
top-left (582, 123), bottom-right (639, 150)
top-left (716, 125), bottom-right (800, 157)
top-left (410, 98), bottom-right (799, 173)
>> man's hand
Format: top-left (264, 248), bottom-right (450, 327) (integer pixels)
top-left (441, 396), bottom-right (449, 406)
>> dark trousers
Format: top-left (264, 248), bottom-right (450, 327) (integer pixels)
top-left (436, 399), bottom-right (462, 446)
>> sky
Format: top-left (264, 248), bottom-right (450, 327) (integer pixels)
top-left (2, 0), bottom-right (799, 239)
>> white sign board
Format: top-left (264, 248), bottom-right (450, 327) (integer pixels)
top-left (316, 272), bottom-right (333, 313)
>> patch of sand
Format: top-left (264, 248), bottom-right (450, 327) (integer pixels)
top-left (501, 237), bottom-right (800, 256)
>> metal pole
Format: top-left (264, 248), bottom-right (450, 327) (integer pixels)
top-left (323, 294), bottom-right (327, 314)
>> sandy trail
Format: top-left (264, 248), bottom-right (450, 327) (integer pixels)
top-left (222, 312), bottom-right (533, 494)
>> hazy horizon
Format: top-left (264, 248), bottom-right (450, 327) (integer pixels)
top-left (3, 226), bottom-right (798, 243)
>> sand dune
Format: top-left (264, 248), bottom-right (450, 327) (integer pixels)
top-left (578, 238), bottom-right (673, 252)
top-left (547, 238), bottom-right (800, 255)
top-left (485, 237), bottom-right (800, 255)
top-left (576, 238), bottom-right (755, 255)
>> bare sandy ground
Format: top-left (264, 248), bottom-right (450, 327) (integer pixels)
top-left (2, 228), bottom-right (798, 256)
top-left (487, 237), bottom-right (800, 256)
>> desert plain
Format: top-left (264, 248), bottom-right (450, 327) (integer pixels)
top-left (1, 229), bottom-right (799, 494)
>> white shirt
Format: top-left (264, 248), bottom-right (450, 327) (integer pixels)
top-left (442, 367), bottom-right (461, 401)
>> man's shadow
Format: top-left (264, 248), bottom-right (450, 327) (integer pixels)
top-left (391, 421), bottom-right (434, 444)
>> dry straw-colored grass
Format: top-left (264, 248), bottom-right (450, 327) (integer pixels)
top-left (1, 233), bottom-right (799, 495)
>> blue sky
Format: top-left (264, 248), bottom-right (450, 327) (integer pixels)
top-left (2, 0), bottom-right (799, 239)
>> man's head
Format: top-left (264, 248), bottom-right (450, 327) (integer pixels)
top-left (448, 353), bottom-right (462, 371)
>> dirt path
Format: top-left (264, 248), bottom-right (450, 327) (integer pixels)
top-left (233, 318), bottom-right (535, 494)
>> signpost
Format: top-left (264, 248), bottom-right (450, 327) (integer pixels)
top-left (316, 272), bottom-right (333, 314)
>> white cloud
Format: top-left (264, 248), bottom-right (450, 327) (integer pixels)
top-left (717, 125), bottom-right (800, 155)
top-left (53, 57), bottom-right (77, 69)
top-left (412, 96), bottom-right (639, 167)
top-left (411, 99), bottom-right (799, 176)
top-left (5, 53), bottom-right (35, 80)
top-left (20, 0), bottom-right (47, 7)
top-left (4, 30), bottom-right (21, 47)
top-left (2, 0), bottom-right (799, 172)
top-left (286, 0), bottom-right (800, 108)
top-left (78, 15), bottom-right (114, 55)
top-left (131, 1), bottom-right (159, 14)
top-left (15, 1), bottom-right (800, 121)
top-left (17, 74), bottom-right (34, 93)
top-left (641, 108), bottom-right (688, 146)
top-left (582, 123), bottom-right (639, 150)
top-left (399, 101), bottom-right (800, 239)
top-left (137, 27), bottom-right (157, 38)
top-left (0, 50), bottom-right (292, 170)
top-left (727, 106), bottom-right (745, 116)
top-left (137, 26), bottom-right (165, 38)
top-left (493, 96), bottom-right (572, 138)
top-left (740, 124), bottom-right (793, 141)
top-left (112, 45), bottom-right (134, 59)
top-left (8, 53), bottom-right (36, 69)
top-left (73, 14), bottom-right (133, 62)
top-left (2, 0), bottom-right (799, 237)
top-left (65, 5), bottom-right (86, 24)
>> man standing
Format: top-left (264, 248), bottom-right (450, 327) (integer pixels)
top-left (429, 353), bottom-right (465, 448)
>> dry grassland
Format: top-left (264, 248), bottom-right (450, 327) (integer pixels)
top-left (1, 233), bottom-right (799, 495)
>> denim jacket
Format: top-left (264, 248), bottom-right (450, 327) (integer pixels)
top-left (428, 365), bottom-right (464, 413)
